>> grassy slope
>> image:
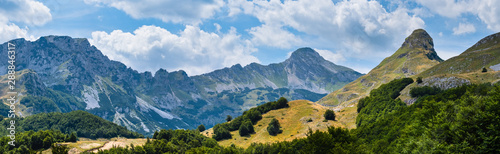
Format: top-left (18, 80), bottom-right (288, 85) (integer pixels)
top-left (418, 32), bottom-right (500, 82)
top-left (399, 32), bottom-right (500, 103)
top-left (318, 45), bottom-right (441, 107)
top-left (319, 31), bottom-right (500, 130)
top-left (202, 100), bottom-right (353, 148)
top-left (42, 137), bottom-right (147, 154)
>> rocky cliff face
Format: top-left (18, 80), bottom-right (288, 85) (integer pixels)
top-left (318, 29), bottom-right (443, 107)
top-left (0, 37), bottom-right (362, 134)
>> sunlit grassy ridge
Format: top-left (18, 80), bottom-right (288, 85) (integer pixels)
top-left (202, 100), bottom-right (348, 148)
top-left (419, 32), bottom-right (500, 78)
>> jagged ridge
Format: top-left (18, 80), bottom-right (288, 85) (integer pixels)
top-left (0, 38), bottom-right (362, 135)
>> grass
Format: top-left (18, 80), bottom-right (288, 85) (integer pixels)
top-left (318, 45), bottom-right (442, 107)
top-left (203, 100), bottom-right (345, 148)
top-left (42, 137), bottom-right (148, 154)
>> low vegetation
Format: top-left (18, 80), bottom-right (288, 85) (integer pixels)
top-left (266, 118), bottom-right (281, 136)
top-left (324, 109), bottom-right (335, 121)
top-left (0, 130), bottom-right (75, 153)
top-left (212, 97), bottom-right (289, 141)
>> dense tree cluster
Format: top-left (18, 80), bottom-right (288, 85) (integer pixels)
top-left (410, 85), bottom-right (441, 98)
top-left (0, 130), bottom-right (75, 153)
top-left (355, 82), bottom-right (500, 153)
top-left (0, 110), bottom-right (143, 139)
top-left (356, 78), bottom-right (414, 127)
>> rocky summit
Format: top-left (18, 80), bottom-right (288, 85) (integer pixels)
top-left (318, 29), bottom-right (443, 107)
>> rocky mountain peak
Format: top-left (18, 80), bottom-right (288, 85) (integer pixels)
top-left (154, 68), bottom-right (169, 78)
top-left (287, 47), bottom-right (325, 63)
top-left (402, 29), bottom-right (434, 50)
top-left (398, 29), bottom-right (442, 62)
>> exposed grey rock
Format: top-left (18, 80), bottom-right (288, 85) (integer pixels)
top-left (490, 63), bottom-right (500, 71)
top-left (422, 76), bottom-right (471, 90)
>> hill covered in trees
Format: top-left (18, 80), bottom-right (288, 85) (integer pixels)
top-left (0, 110), bottom-right (143, 139)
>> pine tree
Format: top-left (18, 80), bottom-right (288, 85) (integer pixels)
top-left (226, 115), bottom-right (232, 122)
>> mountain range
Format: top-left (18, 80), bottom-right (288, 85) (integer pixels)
top-left (1, 28), bottom-right (498, 136)
top-left (0, 38), bottom-right (362, 135)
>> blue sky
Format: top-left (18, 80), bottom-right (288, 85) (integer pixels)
top-left (1, 0), bottom-right (499, 75)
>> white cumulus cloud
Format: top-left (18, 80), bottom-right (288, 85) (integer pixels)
top-left (314, 48), bottom-right (346, 64)
top-left (415, 0), bottom-right (500, 31)
top-left (248, 24), bottom-right (302, 48)
top-left (89, 25), bottom-right (259, 76)
top-left (0, 0), bottom-right (51, 42)
top-left (453, 22), bottom-right (476, 35)
top-left (84, 0), bottom-right (224, 24)
top-left (228, 0), bottom-right (425, 60)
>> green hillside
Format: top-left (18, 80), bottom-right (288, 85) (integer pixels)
top-left (417, 32), bottom-right (500, 84)
top-left (318, 29), bottom-right (442, 107)
top-left (0, 110), bottom-right (143, 139)
top-left (92, 78), bottom-right (500, 153)
top-left (202, 100), bottom-right (346, 148)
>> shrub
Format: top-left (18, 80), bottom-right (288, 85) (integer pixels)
top-left (324, 109), bottom-right (336, 121)
top-left (410, 86), bottom-right (441, 98)
top-left (416, 77), bottom-right (423, 84)
top-left (239, 120), bottom-right (254, 136)
top-left (197, 124), bottom-right (206, 132)
top-left (212, 124), bottom-right (231, 141)
top-left (51, 144), bottom-right (69, 154)
top-left (267, 118), bottom-right (281, 136)
top-left (226, 115), bottom-right (232, 122)
top-left (482, 67), bottom-right (487, 73)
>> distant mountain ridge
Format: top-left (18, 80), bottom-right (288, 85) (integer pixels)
top-left (194, 47), bottom-right (362, 94)
top-left (0, 37), bottom-right (362, 135)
